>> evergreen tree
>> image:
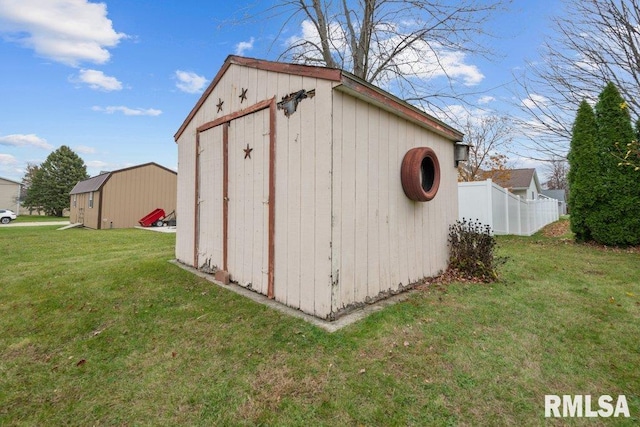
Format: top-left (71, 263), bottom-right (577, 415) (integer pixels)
top-left (591, 82), bottom-right (640, 245)
top-left (25, 146), bottom-right (89, 217)
top-left (567, 100), bottom-right (598, 241)
top-left (21, 163), bottom-right (42, 214)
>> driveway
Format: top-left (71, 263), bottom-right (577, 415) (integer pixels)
top-left (1, 221), bottom-right (70, 227)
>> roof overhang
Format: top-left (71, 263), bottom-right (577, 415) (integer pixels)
top-left (336, 73), bottom-right (463, 142)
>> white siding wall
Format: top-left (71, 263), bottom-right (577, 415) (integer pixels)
top-left (176, 122), bottom-right (197, 266)
top-left (526, 179), bottom-right (539, 200)
top-left (331, 91), bottom-right (458, 315)
top-left (273, 74), bottom-right (334, 318)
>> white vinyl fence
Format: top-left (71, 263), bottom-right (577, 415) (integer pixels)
top-left (458, 179), bottom-right (560, 236)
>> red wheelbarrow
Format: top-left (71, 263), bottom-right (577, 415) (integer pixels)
top-left (139, 208), bottom-right (167, 227)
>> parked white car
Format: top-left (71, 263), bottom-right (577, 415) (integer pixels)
top-left (0, 209), bottom-right (17, 224)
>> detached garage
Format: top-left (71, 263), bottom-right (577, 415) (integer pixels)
top-left (174, 55), bottom-right (464, 320)
top-left (69, 162), bottom-right (177, 229)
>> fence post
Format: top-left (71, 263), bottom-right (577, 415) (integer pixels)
top-left (486, 179), bottom-right (494, 232)
top-left (516, 195), bottom-right (522, 235)
top-left (504, 187), bottom-right (510, 234)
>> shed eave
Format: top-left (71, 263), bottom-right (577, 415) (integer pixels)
top-left (0, 176), bottom-right (22, 185)
top-left (335, 74), bottom-right (463, 142)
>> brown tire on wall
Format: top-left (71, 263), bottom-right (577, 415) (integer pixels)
top-left (401, 147), bottom-right (441, 202)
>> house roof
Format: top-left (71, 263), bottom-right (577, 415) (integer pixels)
top-left (492, 168), bottom-right (541, 191)
top-left (541, 189), bottom-right (566, 202)
top-left (69, 162), bottom-right (176, 195)
top-left (174, 55), bottom-right (464, 143)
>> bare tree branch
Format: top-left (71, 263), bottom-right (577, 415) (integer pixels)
top-left (513, 0), bottom-right (640, 158)
top-left (258, 0), bottom-right (509, 116)
top-left (455, 115), bottom-right (514, 182)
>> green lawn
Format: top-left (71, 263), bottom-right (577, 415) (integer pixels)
top-left (1, 221), bottom-right (638, 425)
top-left (12, 215), bottom-right (68, 223)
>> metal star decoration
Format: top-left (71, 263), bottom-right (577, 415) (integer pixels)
top-left (243, 143), bottom-right (253, 159)
top-left (239, 88), bottom-right (248, 103)
top-left (216, 98), bottom-right (224, 112)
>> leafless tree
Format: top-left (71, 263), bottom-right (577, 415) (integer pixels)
top-left (456, 115), bottom-right (513, 182)
top-left (542, 158), bottom-right (569, 190)
top-left (258, 0), bottom-right (509, 116)
top-left (513, 0), bottom-right (640, 158)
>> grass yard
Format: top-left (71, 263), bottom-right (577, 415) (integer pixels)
top-left (12, 215), bottom-right (68, 223)
top-left (1, 220), bottom-right (638, 425)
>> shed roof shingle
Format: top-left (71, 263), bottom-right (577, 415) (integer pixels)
top-left (69, 173), bottom-right (110, 195)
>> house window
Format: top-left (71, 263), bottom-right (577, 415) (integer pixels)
top-left (73, 195), bottom-right (77, 207)
top-left (89, 192), bottom-right (94, 208)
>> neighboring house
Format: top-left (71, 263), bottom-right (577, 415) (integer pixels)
top-left (492, 168), bottom-right (542, 200)
top-left (174, 55), bottom-right (464, 321)
top-left (541, 189), bottom-right (566, 202)
top-left (0, 176), bottom-right (21, 213)
top-left (69, 163), bottom-right (177, 229)
top-left (541, 189), bottom-right (568, 215)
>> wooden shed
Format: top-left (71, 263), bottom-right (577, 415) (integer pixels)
top-left (174, 55), bottom-right (463, 320)
top-left (69, 162), bottom-right (177, 229)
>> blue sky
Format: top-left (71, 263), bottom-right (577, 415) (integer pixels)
top-left (0, 0), bottom-right (563, 182)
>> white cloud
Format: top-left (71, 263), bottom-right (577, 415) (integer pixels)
top-left (175, 70), bottom-right (208, 94)
top-left (0, 133), bottom-right (53, 150)
top-left (390, 45), bottom-right (483, 86)
top-left (75, 69), bottom-right (122, 91)
top-left (92, 106), bottom-right (162, 116)
top-left (0, 0), bottom-right (126, 66)
top-left (74, 145), bottom-right (96, 154)
top-left (521, 94), bottom-right (549, 109)
top-left (235, 37), bottom-right (255, 56)
top-left (0, 153), bottom-right (18, 165)
top-left (478, 96), bottom-right (495, 105)
top-left (287, 20), bottom-right (483, 86)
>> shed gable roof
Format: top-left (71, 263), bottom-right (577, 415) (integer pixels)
top-left (0, 176), bottom-right (21, 186)
top-left (69, 172), bottom-right (110, 194)
top-left (174, 55), bottom-right (463, 142)
top-left (69, 162), bottom-right (176, 195)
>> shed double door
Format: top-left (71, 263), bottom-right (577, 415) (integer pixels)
top-left (197, 102), bottom-right (273, 296)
